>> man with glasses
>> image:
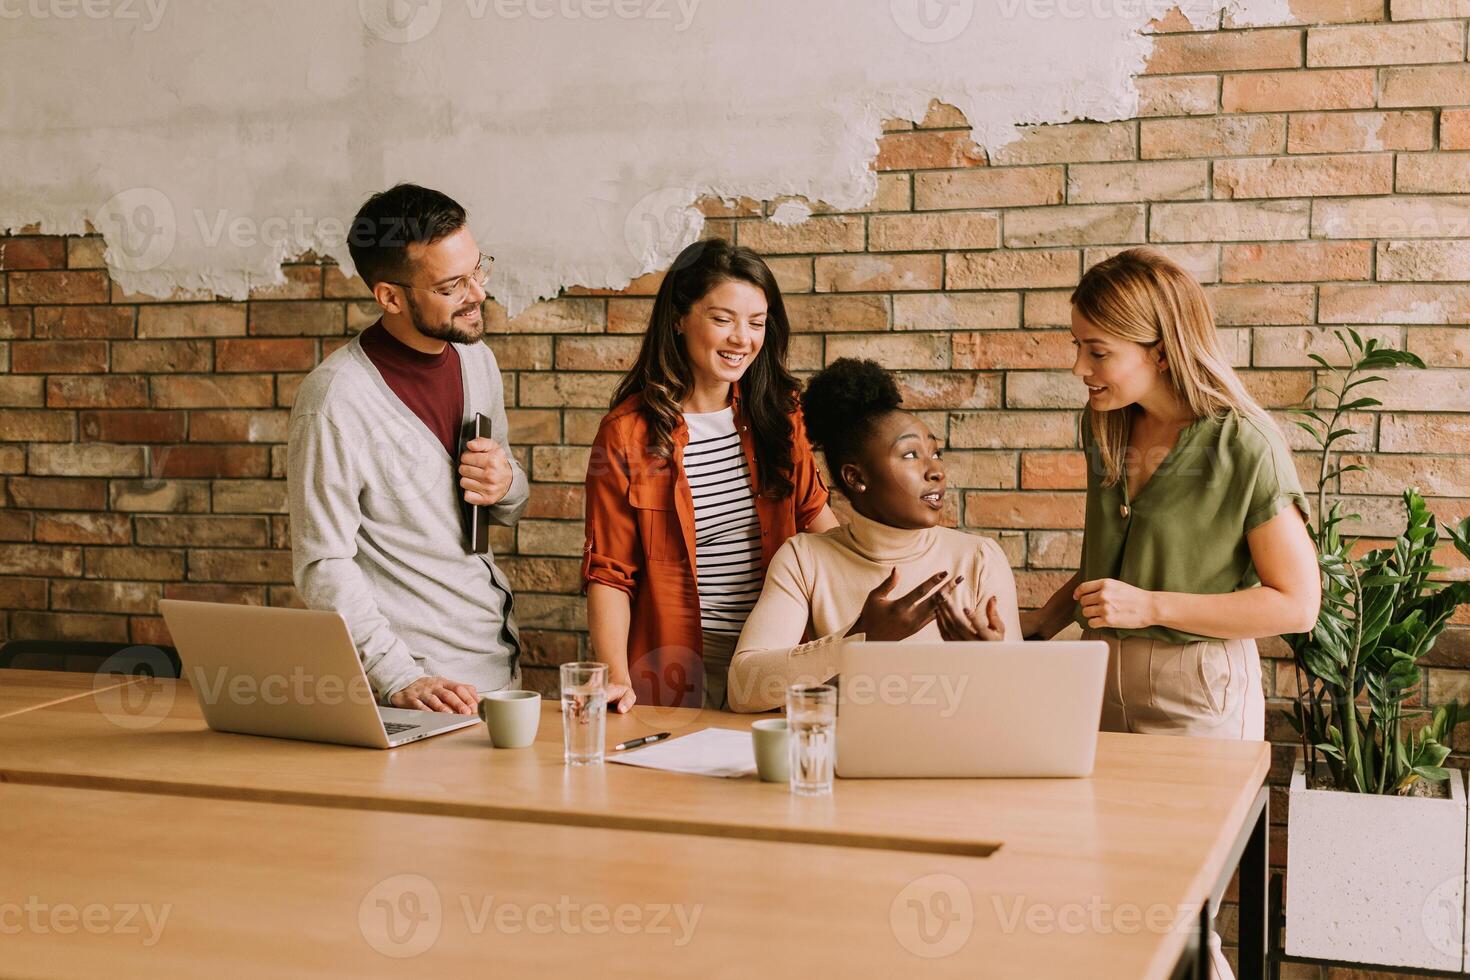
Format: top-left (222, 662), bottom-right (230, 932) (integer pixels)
top-left (287, 183), bottom-right (528, 714)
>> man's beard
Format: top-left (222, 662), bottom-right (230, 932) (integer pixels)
top-left (405, 291), bottom-right (485, 345)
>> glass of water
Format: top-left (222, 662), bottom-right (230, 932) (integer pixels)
top-left (560, 662), bottom-right (608, 766)
top-left (786, 683), bottom-right (836, 796)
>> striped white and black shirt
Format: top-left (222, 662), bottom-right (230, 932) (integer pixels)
top-left (682, 407), bottom-right (763, 636)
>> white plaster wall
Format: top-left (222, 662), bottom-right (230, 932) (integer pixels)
top-left (0, 0), bottom-right (1287, 314)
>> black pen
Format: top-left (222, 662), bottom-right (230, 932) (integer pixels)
top-left (613, 731), bottom-right (671, 751)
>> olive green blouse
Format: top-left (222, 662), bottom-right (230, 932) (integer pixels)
top-left (1074, 410), bottom-right (1310, 644)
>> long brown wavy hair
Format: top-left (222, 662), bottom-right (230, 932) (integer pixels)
top-left (1072, 248), bottom-right (1275, 486)
top-left (610, 238), bottom-right (800, 498)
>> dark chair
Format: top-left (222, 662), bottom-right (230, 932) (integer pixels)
top-left (0, 640), bottom-right (181, 678)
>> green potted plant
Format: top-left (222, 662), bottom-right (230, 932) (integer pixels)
top-left (1283, 329), bottom-right (1470, 971)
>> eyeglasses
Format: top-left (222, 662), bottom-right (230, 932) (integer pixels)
top-left (387, 253), bottom-right (493, 304)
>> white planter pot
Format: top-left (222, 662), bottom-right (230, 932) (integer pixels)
top-left (1286, 760), bottom-right (1468, 972)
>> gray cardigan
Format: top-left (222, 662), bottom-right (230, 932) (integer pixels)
top-left (287, 333), bottom-right (528, 703)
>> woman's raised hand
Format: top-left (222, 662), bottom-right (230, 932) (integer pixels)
top-left (936, 592), bottom-right (1006, 642)
top-left (848, 568), bottom-right (961, 643)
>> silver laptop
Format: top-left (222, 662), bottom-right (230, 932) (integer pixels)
top-left (159, 599), bottom-right (479, 749)
top-left (835, 640), bottom-right (1109, 778)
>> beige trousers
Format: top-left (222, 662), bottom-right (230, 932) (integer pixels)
top-left (1084, 631), bottom-right (1265, 741)
top-left (1085, 630), bottom-right (1263, 980)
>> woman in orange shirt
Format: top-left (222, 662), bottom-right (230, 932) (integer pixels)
top-left (582, 239), bottom-right (838, 711)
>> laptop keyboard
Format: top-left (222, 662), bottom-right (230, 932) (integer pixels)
top-left (383, 721), bottom-right (417, 735)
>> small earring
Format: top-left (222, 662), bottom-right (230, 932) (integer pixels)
top-left (854, 484), bottom-right (866, 493)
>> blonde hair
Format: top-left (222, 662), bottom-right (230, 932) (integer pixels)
top-left (1070, 248), bottom-right (1273, 486)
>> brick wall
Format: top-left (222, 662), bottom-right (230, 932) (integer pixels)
top-left (2, 3), bottom-right (1470, 974)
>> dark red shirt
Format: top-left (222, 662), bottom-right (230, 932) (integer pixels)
top-left (359, 319), bottom-right (463, 458)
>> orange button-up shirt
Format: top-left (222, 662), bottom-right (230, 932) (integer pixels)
top-left (582, 386), bottom-right (829, 707)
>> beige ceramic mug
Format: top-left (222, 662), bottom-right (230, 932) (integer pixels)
top-left (477, 690), bottom-right (541, 748)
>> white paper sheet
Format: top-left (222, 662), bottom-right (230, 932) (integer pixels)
top-left (606, 727), bottom-right (757, 779)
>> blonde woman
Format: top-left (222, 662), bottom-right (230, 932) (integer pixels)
top-left (1023, 248), bottom-right (1321, 743)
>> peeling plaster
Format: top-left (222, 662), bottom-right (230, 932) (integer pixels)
top-left (769, 200), bottom-right (814, 227)
top-left (1, 0), bottom-right (1290, 315)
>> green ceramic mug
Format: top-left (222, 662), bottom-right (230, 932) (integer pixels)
top-left (751, 717), bottom-right (790, 783)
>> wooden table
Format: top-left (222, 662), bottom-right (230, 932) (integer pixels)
top-left (3, 781), bottom-right (1212, 979)
top-left (0, 672), bottom-right (1271, 978)
top-left (0, 668), bottom-right (137, 720)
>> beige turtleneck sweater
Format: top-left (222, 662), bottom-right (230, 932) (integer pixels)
top-left (727, 509), bottom-right (1023, 712)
